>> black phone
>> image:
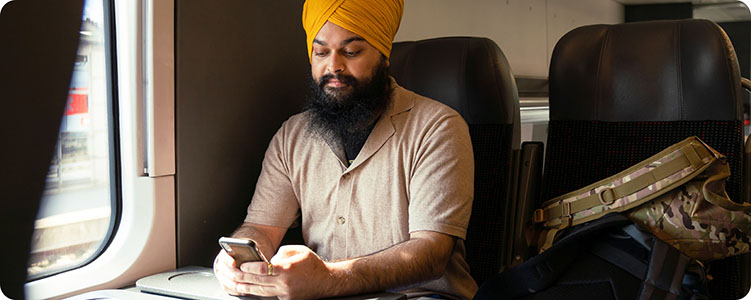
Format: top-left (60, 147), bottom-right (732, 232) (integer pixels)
top-left (218, 237), bottom-right (269, 266)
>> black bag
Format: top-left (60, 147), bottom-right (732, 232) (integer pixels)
top-left (474, 214), bottom-right (709, 300)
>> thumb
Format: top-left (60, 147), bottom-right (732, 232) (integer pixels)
top-left (271, 245), bottom-right (309, 263)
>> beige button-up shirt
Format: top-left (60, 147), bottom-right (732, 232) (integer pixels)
top-left (246, 80), bottom-right (477, 299)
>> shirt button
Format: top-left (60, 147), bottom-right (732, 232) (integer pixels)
top-left (337, 216), bottom-right (346, 224)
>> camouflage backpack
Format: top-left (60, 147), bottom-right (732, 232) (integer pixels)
top-left (534, 136), bottom-right (751, 261)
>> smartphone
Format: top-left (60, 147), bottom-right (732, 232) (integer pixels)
top-left (218, 237), bottom-right (269, 266)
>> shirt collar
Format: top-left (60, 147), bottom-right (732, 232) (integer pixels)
top-left (384, 76), bottom-right (415, 117)
top-left (336, 77), bottom-right (413, 171)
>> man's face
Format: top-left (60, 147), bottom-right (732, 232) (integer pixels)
top-left (304, 21), bottom-right (392, 144)
top-left (311, 21), bottom-right (387, 101)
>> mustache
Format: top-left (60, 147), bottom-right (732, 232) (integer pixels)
top-left (319, 73), bottom-right (357, 88)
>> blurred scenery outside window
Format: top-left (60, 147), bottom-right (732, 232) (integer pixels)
top-left (27, 0), bottom-right (117, 279)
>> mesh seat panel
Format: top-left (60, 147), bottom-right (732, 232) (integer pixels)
top-left (541, 120), bottom-right (744, 202)
top-left (466, 124), bottom-right (513, 285)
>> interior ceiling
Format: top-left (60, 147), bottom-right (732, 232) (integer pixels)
top-left (613, 0), bottom-right (751, 22)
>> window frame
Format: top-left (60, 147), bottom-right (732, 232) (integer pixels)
top-left (24, 0), bottom-right (176, 297)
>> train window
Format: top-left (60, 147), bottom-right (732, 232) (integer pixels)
top-left (27, 0), bottom-right (119, 280)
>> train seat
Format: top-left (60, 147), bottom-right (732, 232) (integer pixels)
top-left (542, 19), bottom-right (749, 299)
top-left (389, 37), bottom-right (520, 286)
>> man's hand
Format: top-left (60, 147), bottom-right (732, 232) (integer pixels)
top-left (247, 245), bottom-right (334, 299)
top-left (213, 222), bottom-right (288, 296)
top-left (213, 229), bottom-right (455, 299)
top-left (214, 249), bottom-right (270, 296)
top-left (214, 245), bottom-right (333, 300)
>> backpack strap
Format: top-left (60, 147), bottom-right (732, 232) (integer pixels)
top-left (590, 224), bottom-right (691, 300)
top-left (639, 239), bottom-right (690, 300)
top-left (474, 214), bottom-right (632, 300)
top-left (475, 215), bottom-right (703, 300)
top-left (534, 137), bottom-right (721, 251)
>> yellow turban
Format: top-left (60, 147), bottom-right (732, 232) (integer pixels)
top-left (302, 0), bottom-right (404, 61)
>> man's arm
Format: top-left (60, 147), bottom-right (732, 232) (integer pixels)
top-left (328, 230), bottom-right (456, 294)
top-left (233, 230), bottom-right (456, 299)
top-left (213, 222), bottom-right (287, 296)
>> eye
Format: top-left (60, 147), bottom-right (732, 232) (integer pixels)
top-left (313, 50), bottom-right (329, 57)
top-left (343, 50), bottom-right (361, 57)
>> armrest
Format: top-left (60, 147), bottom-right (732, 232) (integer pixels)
top-left (505, 142), bottom-right (544, 268)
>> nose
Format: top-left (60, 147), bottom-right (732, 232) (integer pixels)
top-left (326, 52), bottom-right (344, 74)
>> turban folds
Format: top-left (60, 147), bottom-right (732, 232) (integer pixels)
top-left (302, 0), bottom-right (404, 60)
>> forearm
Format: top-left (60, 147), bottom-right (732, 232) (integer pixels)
top-left (325, 231), bottom-right (455, 297)
top-left (231, 222), bottom-right (286, 260)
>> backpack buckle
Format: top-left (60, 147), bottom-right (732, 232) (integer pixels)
top-left (598, 188), bottom-right (616, 205)
top-left (534, 209), bottom-right (545, 223)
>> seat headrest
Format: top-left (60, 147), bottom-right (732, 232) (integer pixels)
top-left (550, 19), bottom-right (743, 121)
top-left (389, 37), bottom-right (519, 127)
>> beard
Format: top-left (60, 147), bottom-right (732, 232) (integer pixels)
top-left (303, 59), bottom-right (392, 151)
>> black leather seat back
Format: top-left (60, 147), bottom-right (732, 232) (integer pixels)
top-left (543, 19), bottom-right (747, 299)
top-left (390, 37), bottom-right (520, 285)
top-left (550, 19), bottom-right (742, 122)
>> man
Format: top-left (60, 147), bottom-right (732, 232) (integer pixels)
top-left (213, 0), bottom-right (477, 299)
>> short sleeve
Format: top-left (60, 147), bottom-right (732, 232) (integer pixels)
top-left (245, 121), bottom-right (300, 227)
top-left (408, 112), bottom-right (474, 239)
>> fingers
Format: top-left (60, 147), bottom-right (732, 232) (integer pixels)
top-left (214, 250), bottom-right (245, 295)
top-left (215, 250), bottom-right (273, 280)
top-left (234, 282), bottom-right (281, 297)
top-left (217, 275), bottom-right (244, 296)
top-left (214, 251), bottom-right (275, 296)
top-left (218, 276), bottom-right (278, 297)
top-left (217, 261), bottom-right (245, 283)
top-left (238, 266), bottom-right (278, 286)
top-left (216, 249), bottom-right (236, 268)
top-left (239, 261), bottom-right (270, 275)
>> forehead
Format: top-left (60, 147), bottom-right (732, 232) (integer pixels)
top-left (313, 22), bottom-right (369, 47)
